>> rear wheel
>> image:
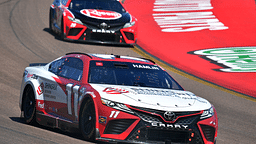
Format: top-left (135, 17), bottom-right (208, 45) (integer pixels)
top-left (22, 86), bottom-right (36, 124)
top-left (49, 8), bottom-right (53, 31)
top-left (80, 99), bottom-right (96, 141)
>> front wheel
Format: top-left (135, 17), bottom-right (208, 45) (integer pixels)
top-left (22, 86), bottom-right (36, 124)
top-left (60, 17), bottom-right (65, 40)
top-left (80, 99), bottom-right (96, 141)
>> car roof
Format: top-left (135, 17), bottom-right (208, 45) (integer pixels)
top-left (65, 52), bottom-right (156, 64)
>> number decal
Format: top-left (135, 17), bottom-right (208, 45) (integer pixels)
top-left (110, 111), bottom-right (120, 118)
top-left (66, 84), bottom-right (80, 118)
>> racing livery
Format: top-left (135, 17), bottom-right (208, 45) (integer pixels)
top-left (49, 0), bottom-right (137, 45)
top-left (20, 53), bottom-right (218, 144)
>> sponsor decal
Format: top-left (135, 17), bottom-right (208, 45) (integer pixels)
top-left (44, 94), bottom-right (56, 99)
top-left (151, 122), bottom-right (189, 129)
top-left (131, 88), bottom-right (193, 97)
top-left (153, 0), bottom-right (228, 32)
top-left (70, 23), bottom-right (76, 28)
top-left (37, 83), bottom-right (44, 95)
top-left (26, 73), bottom-right (38, 79)
top-left (103, 87), bottom-right (129, 94)
top-left (92, 29), bottom-right (115, 34)
top-left (132, 64), bottom-right (159, 70)
top-left (27, 73), bottom-right (33, 78)
top-left (109, 111), bottom-right (120, 118)
top-left (164, 111), bottom-right (176, 121)
top-left (96, 62), bottom-right (103, 66)
top-left (38, 101), bottom-right (44, 109)
top-left (80, 9), bottom-right (122, 20)
top-left (190, 47), bottom-right (256, 72)
top-left (44, 83), bottom-right (57, 90)
top-left (130, 88), bottom-right (208, 103)
top-left (99, 116), bottom-right (107, 124)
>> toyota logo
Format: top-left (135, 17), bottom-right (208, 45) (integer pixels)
top-left (164, 111), bottom-right (176, 121)
top-left (100, 22), bottom-right (108, 30)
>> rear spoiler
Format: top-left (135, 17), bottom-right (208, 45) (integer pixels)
top-left (29, 63), bottom-right (48, 67)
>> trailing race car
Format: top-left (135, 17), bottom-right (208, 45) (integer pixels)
top-left (19, 53), bottom-right (218, 144)
top-left (49, 0), bottom-right (138, 45)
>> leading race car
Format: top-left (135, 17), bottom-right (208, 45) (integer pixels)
top-left (19, 53), bottom-right (218, 144)
top-left (49, 0), bottom-right (138, 45)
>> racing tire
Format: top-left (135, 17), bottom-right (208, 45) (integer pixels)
top-left (49, 8), bottom-right (53, 32)
top-left (22, 86), bottom-right (36, 124)
top-left (60, 17), bottom-right (65, 40)
top-left (79, 99), bottom-right (96, 141)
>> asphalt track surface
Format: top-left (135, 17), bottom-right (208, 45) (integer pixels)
top-left (0, 0), bottom-right (255, 144)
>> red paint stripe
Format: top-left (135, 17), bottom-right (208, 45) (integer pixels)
top-left (124, 0), bottom-right (256, 97)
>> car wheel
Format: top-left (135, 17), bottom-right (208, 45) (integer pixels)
top-left (49, 8), bottom-right (53, 32)
top-left (60, 17), bottom-right (65, 40)
top-left (23, 86), bottom-right (36, 124)
top-left (80, 99), bottom-right (96, 140)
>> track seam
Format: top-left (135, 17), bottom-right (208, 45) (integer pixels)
top-left (9, 0), bottom-right (45, 60)
top-left (0, 0), bottom-right (11, 5)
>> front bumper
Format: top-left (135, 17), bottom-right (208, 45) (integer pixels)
top-left (96, 107), bottom-right (218, 144)
top-left (64, 20), bottom-right (137, 45)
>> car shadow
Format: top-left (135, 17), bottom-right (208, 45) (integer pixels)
top-left (43, 28), bottom-right (134, 49)
top-left (9, 117), bottom-right (98, 143)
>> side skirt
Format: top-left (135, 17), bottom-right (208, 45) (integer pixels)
top-left (36, 111), bottom-right (79, 133)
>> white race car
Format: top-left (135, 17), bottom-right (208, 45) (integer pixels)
top-left (20, 53), bottom-right (218, 144)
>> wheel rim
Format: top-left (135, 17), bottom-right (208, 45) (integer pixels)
top-left (24, 90), bottom-right (35, 119)
top-left (82, 101), bottom-right (95, 135)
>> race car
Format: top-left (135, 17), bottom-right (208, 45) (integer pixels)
top-left (19, 53), bottom-right (218, 144)
top-left (49, 0), bottom-right (138, 45)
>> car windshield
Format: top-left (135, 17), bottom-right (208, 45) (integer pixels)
top-left (88, 61), bottom-right (184, 90)
top-left (69, 0), bottom-right (126, 13)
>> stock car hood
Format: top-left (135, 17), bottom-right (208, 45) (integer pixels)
top-left (90, 84), bottom-right (211, 111)
top-left (69, 9), bottom-right (131, 25)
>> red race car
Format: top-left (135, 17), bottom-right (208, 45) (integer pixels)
top-left (20, 53), bottom-right (218, 144)
top-left (49, 0), bottom-right (138, 45)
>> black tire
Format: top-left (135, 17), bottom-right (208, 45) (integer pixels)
top-left (80, 99), bottom-right (96, 140)
top-left (22, 86), bottom-right (36, 124)
top-left (60, 17), bottom-right (65, 40)
top-left (49, 8), bottom-right (53, 32)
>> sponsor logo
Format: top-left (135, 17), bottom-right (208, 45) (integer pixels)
top-left (44, 83), bottom-right (57, 90)
top-left (190, 47), bottom-right (256, 72)
top-left (164, 111), bottom-right (176, 121)
top-left (92, 29), bottom-right (115, 33)
top-left (133, 64), bottom-right (159, 70)
top-left (103, 87), bottom-right (129, 94)
top-left (37, 83), bottom-right (44, 95)
top-left (151, 122), bottom-right (189, 129)
top-left (38, 101), bottom-right (44, 109)
top-left (27, 73), bottom-right (33, 78)
top-left (80, 9), bottom-right (122, 20)
top-left (100, 22), bottom-right (108, 29)
top-left (130, 88), bottom-right (193, 97)
top-left (153, 0), bottom-right (228, 32)
top-left (70, 23), bottom-right (76, 28)
top-left (44, 94), bottom-right (56, 99)
top-left (130, 88), bottom-right (207, 103)
top-left (99, 116), bottom-right (107, 124)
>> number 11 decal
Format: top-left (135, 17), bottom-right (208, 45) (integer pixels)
top-left (110, 111), bottom-right (120, 118)
top-left (66, 83), bottom-right (80, 118)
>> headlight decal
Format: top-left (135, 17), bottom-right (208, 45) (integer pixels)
top-left (68, 16), bottom-right (83, 25)
top-left (200, 106), bottom-right (214, 119)
top-left (123, 21), bottom-right (135, 28)
top-left (101, 98), bottom-right (134, 114)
